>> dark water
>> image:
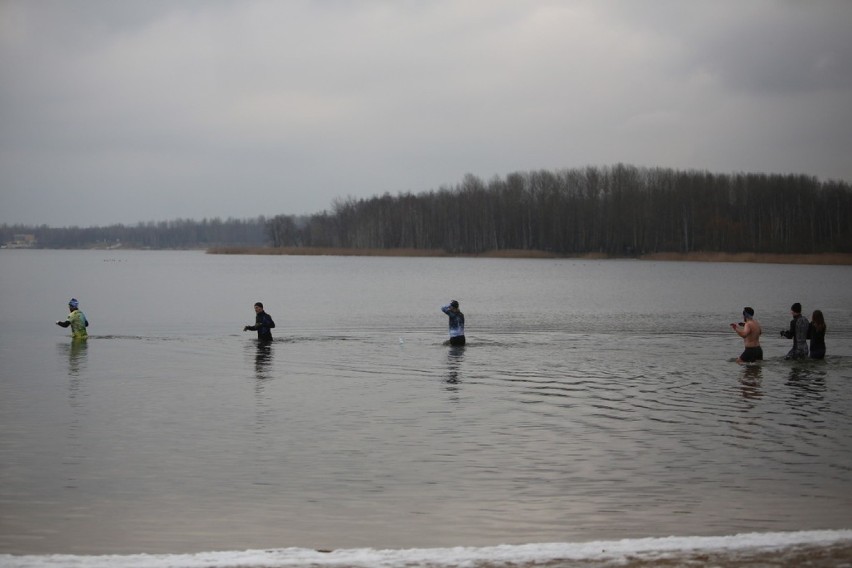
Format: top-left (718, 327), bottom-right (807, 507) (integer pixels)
top-left (1, 250), bottom-right (851, 555)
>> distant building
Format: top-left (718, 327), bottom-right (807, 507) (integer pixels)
top-left (3, 234), bottom-right (38, 248)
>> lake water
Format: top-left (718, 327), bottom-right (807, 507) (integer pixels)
top-left (1, 250), bottom-right (851, 563)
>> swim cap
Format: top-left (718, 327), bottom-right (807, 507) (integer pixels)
top-left (791, 302), bottom-right (802, 313)
top-left (743, 307), bottom-right (754, 317)
top-left (69, 298), bottom-right (79, 309)
top-left (450, 300), bottom-right (459, 308)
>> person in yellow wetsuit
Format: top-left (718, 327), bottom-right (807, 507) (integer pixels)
top-left (56, 298), bottom-right (89, 339)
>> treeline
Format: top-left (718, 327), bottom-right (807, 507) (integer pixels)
top-left (1, 217), bottom-right (266, 249)
top-left (5, 165), bottom-right (851, 254)
top-left (267, 165), bottom-right (852, 255)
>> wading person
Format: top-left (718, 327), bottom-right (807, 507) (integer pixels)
top-left (441, 300), bottom-right (465, 346)
top-left (781, 302), bottom-right (809, 359)
top-left (730, 306), bottom-right (762, 364)
top-left (244, 302), bottom-right (275, 342)
top-left (807, 309), bottom-right (827, 360)
top-left (56, 298), bottom-right (89, 340)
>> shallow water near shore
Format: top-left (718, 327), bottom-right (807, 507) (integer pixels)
top-left (1, 250), bottom-right (851, 562)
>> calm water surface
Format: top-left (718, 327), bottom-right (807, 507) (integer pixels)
top-left (1, 250), bottom-right (851, 555)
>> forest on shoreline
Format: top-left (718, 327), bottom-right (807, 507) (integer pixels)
top-left (207, 247), bottom-right (852, 265)
top-left (0, 216), bottom-right (267, 250)
top-left (266, 165), bottom-right (851, 256)
top-left (4, 165), bottom-right (851, 259)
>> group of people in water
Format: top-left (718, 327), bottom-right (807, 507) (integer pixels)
top-left (731, 302), bottom-right (827, 364)
top-left (58, 296), bottom-right (826, 364)
top-left (54, 297), bottom-right (464, 345)
top-left (237, 299), bottom-right (466, 346)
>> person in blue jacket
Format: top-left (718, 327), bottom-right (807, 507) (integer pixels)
top-left (441, 300), bottom-right (465, 346)
top-left (244, 302), bottom-right (275, 342)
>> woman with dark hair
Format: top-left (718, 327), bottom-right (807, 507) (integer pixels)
top-left (807, 310), bottom-right (827, 360)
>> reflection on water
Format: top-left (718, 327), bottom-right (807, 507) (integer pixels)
top-left (738, 364), bottom-right (763, 400)
top-left (59, 340), bottom-right (89, 493)
top-left (248, 340), bottom-right (276, 436)
top-left (62, 339), bottom-right (88, 377)
top-left (785, 361), bottom-right (830, 423)
top-left (445, 345), bottom-right (464, 385)
top-left (253, 341), bottom-right (274, 382)
top-left (61, 339), bottom-right (89, 414)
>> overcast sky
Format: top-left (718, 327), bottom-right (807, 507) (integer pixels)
top-left (2, 1), bottom-right (851, 227)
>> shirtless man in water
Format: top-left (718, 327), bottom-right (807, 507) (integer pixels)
top-left (731, 306), bottom-right (762, 363)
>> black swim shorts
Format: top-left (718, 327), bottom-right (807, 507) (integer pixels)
top-left (739, 346), bottom-right (763, 362)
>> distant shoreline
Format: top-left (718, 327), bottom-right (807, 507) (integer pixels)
top-left (207, 247), bottom-right (852, 265)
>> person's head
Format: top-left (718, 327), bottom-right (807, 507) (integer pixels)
top-left (254, 302), bottom-right (264, 313)
top-left (742, 307), bottom-right (754, 320)
top-left (811, 309), bottom-right (825, 328)
top-left (68, 298), bottom-right (79, 311)
top-left (791, 302), bottom-right (802, 315)
top-left (450, 300), bottom-right (459, 311)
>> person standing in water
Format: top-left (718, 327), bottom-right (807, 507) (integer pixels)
top-left (730, 306), bottom-right (762, 363)
top-left (441, 300), bottom-right (465, 346)
top-left (56, 298), bottom-right (89, 339)
top-left (807, 309), bottom-right (827, 360)
top-left (244, 302), bottom-right (275, 342)
top-left (781, 302), bottom-right (809, 359)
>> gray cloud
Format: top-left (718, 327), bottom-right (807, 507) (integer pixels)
top-left (1, 0), bottom-right (851, 227)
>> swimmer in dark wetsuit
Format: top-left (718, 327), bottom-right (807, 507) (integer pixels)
top-left (781, 302), bottom-right (809, 359)
top-left (243, 301), bottom-right (275, 342)
top-left (731, 306), bottom-right (762, 364)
